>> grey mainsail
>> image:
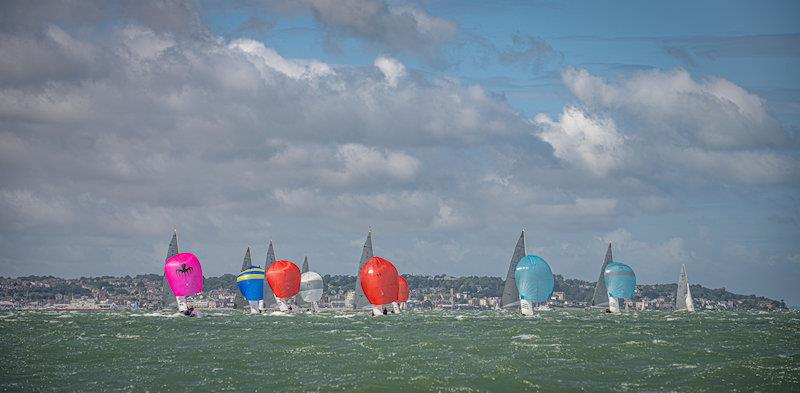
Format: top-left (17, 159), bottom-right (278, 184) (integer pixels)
top-left (263, 241), bottom-right (276, 308)
top-left (500, 230), bottom-right (526, 309)
top-left (161, 230), bottom-right (179, 309)
top-left (233, 247), bottom-right (253, 310)
top-left (591, 243), bottom-right (613, 307)
top-left (295, 256), bottom-right (310, 307)
top-left (353, 231), bottom-right (373, 310)
top-left (675, 264), bottom-right (695, 312)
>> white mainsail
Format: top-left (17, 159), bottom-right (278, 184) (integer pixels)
top-left (161, 229), bottom-right (179, 309)
top-left (675, 264), bottom-right (695, 312)
top-left (353, 231), bottom-right (374, 310)
top-left (262, 241), bottom-right (277, 310)
top-left (591, 243), bottom-right (613, 308)
top-left (500, 230), bottom-right (526, 309)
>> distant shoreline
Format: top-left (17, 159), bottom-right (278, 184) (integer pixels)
top-left (0, 273), bottom-right (787, 311)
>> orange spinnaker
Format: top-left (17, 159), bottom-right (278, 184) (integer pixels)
top-left (359, 256), bottom-right (399, 306)
top-left (397, 275), bottom-right (409, 302)
top-left (266, 260), bottom-right (301, 299)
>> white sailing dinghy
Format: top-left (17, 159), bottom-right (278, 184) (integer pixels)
top-left (675, 264), bottom-right (695, 312)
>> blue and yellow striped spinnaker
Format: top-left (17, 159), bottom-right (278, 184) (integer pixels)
top-left (237, 266), bottom-right (265, 301)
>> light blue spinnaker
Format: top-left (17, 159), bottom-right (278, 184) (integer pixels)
top-left (604, 262), bottom-right (636, 300)
top-left (514, 255), bottom-right (554, 303)
top-left (237, 266), bottom-right (265, 301)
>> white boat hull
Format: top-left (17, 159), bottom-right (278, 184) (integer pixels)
top-left (608, 296), bottom-right (621, 314)
top-left (520, 300), bottom-right (534, 316)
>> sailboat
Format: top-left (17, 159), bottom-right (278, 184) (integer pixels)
top-left (266, 260), bottom-right (301, 312)
top-left (675, 264), bottom-right (695, 312)
top-left (164, 252), bottom-right (204, 317)
top-left (299, 270), bottom-right (324, 313)
top-left (161, 229), bottom-right (179, 309)
top-left (590, 243), bottom-right (613, 309)
top-left (359, 256), bottom-right (400, 316)
top-left (604, 261), bottom-right (636, 314)
top-left (500, 230), bottom-right (526, 310)
top-left (352, 230), bottom-right (374, 310)
top-left (234, 247), bottom-right (253, 310)
top-left (236, 262), bottom-right (266, 314)
top-left (514, 255), bottom-right (555, 315)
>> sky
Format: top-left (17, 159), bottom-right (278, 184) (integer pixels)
top-left (0, 0), bottom-right (798, 304)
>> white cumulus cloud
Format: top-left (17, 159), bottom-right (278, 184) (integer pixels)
top-left (535, 106), bottom-right (625, 176)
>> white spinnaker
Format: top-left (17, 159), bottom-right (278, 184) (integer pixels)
top-left (299, 271), bottom-right (324, 310)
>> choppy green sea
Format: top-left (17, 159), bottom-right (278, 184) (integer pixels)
top-left (1, 310), bottom-right (798, 392)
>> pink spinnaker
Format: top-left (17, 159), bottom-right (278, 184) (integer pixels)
top-left (164, 252), bottom-right (203, 296)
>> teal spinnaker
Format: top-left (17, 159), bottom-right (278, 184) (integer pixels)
top-left (514, 255), bottom-right (554, 303)
top-left (604, 262), bottom-right (636, 299)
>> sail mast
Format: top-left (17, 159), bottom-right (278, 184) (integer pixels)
top-left (263, 241), bottom-right (276, 308)
top-left (161, 229), bottom-right (179, 309)
top-left (500, 230), bottom-right (526, 309)
top-left (353, 230), bottom-right (374, 310)
top-left (234, 247), bottom-right (253, 309)
top-left (591, 242), bottom-right (613, 307)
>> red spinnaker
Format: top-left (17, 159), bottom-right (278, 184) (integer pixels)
top-left (397, 275), bottom-right (409, 302)
top-left (359, 256), bottom-right (399, 306)
top-left (266, 260), bottom-right (301, 299)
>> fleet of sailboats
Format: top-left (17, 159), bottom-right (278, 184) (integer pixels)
top-left (160, 229), bottom-right (699, 315)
